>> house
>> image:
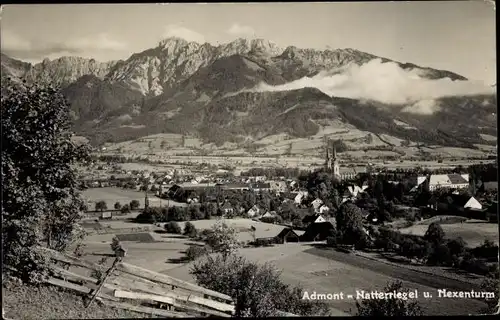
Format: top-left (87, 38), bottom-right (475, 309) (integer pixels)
top-left (463, 196), bottom-right (483, 210)
top-left (311, 198), bottom-right (324, 212)
top-left (223, 183), bottom-right (250, 191)
top-left (221, 201), bottom-right (234, 215)
top-left (294, 191), bottom-right (309, 205)
top-left (300, 221), bottom-right (335, 242)
top-left (251, 182), bottom-right (271, 192)
top-left (247, 205), bottom-right (261, 218)
top-left (341, 190), bottom-right (351, 203)
top-left (275, 228), bottom-right (303, 244)
top-left (427, 174), bottom-right (470, 192)
top-left (319, 205), bottom-right (330, 214)
top-left (269, 181), bottom-right (288, 194)
top-left (302, 214), bottom-right (326, 225)
top-left (262, 211), bottom-right (277, 219)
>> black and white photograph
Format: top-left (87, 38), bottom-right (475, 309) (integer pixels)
top-left (1, 1), bottom-right (498, 318)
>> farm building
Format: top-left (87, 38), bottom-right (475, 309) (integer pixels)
top-left (319, 205), bottom-right (330, 214)
top-left (302, 213), bottom-right (327, 225)
top-left (275, 228), bottom-right (304, 244)
top-left (251, 182), bottom-right (271, 192)
top-left (247, 205), bottom-right (261, 218)
top-left (463, 196), bottom-right (483, 210)
top-left (269, 181), bottom-right (288, 194)
top-left (311, 198), bottom-right (324, 212)
top-left (300, 221), bottom-right (335, 242)
top-left (221, 201), bottom-right (234, 215)
top-left (426, 174), bottom-right (470, 192)
top-left (294, 191), bottom-right (309, 205)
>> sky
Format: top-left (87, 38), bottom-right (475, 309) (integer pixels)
top-left (0, 2), bottom-right (496, 84)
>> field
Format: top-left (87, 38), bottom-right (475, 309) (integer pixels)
top-left (399, 219), bottom-right (499, 247)
top-left (164, 245), bottom-right (490, 316)
top-left (81, 187), bottom-right (186, 211)
top-left (99, 125), bottom-right (496, 161)
top-left (76, 217), bottom-right (493, 316)
top-left (80, 218), bottom-right (292, 273)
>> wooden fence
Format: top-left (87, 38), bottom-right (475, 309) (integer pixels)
top-left (36, 247), bottom-right (235, 318)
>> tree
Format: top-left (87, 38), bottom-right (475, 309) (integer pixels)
top-left (335, 203), bottom-right (365, 245)
top-left (165, 221), bottom-right (182, 234)
top-left (95, 200), bottom-right (107, 212)
top-left (356, 280), bottom-right (423, 316)
top-left (130, 199), bottom-right (140, 210)
top-left (110, 236), bottom-right (122, 253)
top-left (114, 202), bottom-right (122, 210)
top-left (205, 220), bottom-right (240, 258)
top-left (120, 204), bottom-right (131, 213)
top-left (2, 81), bottom-right (90, 283)
top-left (183, 222), bottom-right (198, 238)
top-left (424, 222), bottom-right (445, 245)
top-left (190, 253), bottom-right (330, 317)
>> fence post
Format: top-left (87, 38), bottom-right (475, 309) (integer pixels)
top-left (86, 256), bottom-right (121, 308)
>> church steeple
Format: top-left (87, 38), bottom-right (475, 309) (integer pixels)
top-left (331, 141), bottom-right (340, 179)
top-left (144, 192), bottom-right (149, 209)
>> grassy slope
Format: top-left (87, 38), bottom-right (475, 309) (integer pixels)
top-left (2, 281), bottom-right (157, 319)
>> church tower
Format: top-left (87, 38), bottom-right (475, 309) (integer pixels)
top-left (325, 137), bottom-right (333, 171)
top-left (144, 192), bottom-right (150, 209)
top-left (332, 142), bottom-right (341, 180)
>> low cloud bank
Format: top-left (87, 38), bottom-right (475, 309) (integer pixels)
top-left (250, 59), bottom-right (495, 113)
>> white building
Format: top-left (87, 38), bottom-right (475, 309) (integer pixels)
top-left (427, 174), bottom-right (469, 191)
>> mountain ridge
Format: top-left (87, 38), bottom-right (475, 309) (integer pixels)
top-left (1, 37), bottom-right (496, 154)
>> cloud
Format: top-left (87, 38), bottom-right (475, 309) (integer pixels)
top-left (401, 99), bottom-right (441, 115)
top-left (1, 30), bottom-right (127, 61)
top-left (1, 30), bottom-right (33, 51)
top-left (227, 23), bottom-right (255, 37)
top-left (249, 58), bottom-right (495, 114)
top-left (64, 33), bottom-right (127, 51)
top-left (162, 24), bottom-right (205, 43)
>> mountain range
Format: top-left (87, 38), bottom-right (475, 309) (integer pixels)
top-left (1, 37), bottom-right (497, 153)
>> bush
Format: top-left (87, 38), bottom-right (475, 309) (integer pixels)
top-left (356, 280), bottom-right (423, 316)
top-left (165, 221), bottom-right (182, 234)
top-left (326, 236), bottom-right (337, 247)
top-left (190, 253), bottom-right (330, 317)
top-left (114, 202), bottom-right (122, 210)
top-left (183, 222), bottom-right (198, 238)
top-left (424, 222), bottom-right (445, 245)
top-left (120, 204), bottom-right (131, 214)
top-left (185, 245), bottom-right (207, 261)
top-left (130, 200), bottom-right (140, 210)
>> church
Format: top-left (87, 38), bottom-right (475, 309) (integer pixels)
top-left (324, 138), bottom-right (366, 181)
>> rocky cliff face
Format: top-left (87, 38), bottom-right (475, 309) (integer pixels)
top-left (1, 54), bottom-right (117, 87)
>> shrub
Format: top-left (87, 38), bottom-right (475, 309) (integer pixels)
top-left (356, 280), bottom-right (423, 316)
top-left (183, 222), bottom-right (198, 238)
top-left (165, 221), bottom-right (182, 234)
top-left (130, 200), bottom-right (140, 210)
top-left (120, 204), bottom-right (131, 213)
top-left (326, 236), bottom-right (337, 247)
top-left (185, 245), bottom-right (207, 261)
top-left (114, 202), bottom-right (122, 210)
top-left (190, 253), bottom-right (330, 317)
top-left (424, 222), bottom-right (445, 245)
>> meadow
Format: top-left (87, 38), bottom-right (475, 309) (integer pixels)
top-left (398, 219), bottom-right (499, 247)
